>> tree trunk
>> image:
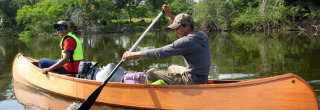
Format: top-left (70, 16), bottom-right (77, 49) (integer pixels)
top-left (117, 16), bottom-right (120, 32)
top-left (0, 15), bottom-right (3, 28)
top-left (127, 7), bottom-right (132, 24)
top-left (215, 5), bottom-right (221, 31)
top-left (263, 0), bottom-right (268, 32)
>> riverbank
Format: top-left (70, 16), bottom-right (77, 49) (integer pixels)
top-left (1, 17), bottom-right (319, 37)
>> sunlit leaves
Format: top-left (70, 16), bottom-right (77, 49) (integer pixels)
top-left (16, 0), bottom-right (66, 35)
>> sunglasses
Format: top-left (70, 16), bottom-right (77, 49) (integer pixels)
top-left (56, 27), bottom-right (67, 31)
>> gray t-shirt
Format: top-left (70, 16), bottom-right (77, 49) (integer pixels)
top-left (141, 31), bottom-right (211, 84)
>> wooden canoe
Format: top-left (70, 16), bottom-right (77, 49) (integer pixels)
top-left (12, 53), bottom-right (319, 110)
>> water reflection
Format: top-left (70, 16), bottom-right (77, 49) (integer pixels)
top-left (308, 80), bottom-right (320, 84)
top-left (0, 31), bottom-right (319, 108)
top-left (0, 81), bottom-right (23, 109)
top-left (13, 81), bottom-right (131, 110)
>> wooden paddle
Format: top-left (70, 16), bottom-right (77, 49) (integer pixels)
top-left (78, 10), bottom-right (164, 110)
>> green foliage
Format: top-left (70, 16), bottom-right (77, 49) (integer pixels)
top-left (312, 9), bottom-right (320, 20)
top-left (3, 0), bottom-right (320, 34)
top-left (231, 0), bottom-right (302, 30)
top-left (169, 0), bottom-right (193, 15)
top-left (285, 6), bottom-right (299, 22)
top-left (18, 31), bottom-right (35, 37)
top-left (193, 1), bottom-right (216, 23)
top-left (232, 4), bottom-right (263, 30)
top-left (194, 0), bottom-right (231, 31)
top-left (130, 5), bottom-right (149, 18)
top-left (16, 0), bottom-right (67, 35)
top-left (46, 6), bottom-right (64, 21)
top-left (145, 0), bottom-right (166, 11)
top-left (194, 0), bottom-right (319, 31)
top-left (0, 0), bottom-right (35, 29)
top-left (15, 0), bottom-right (117, 36)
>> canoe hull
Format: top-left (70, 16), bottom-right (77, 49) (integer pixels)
top-left (12, 53), bottom-right (319, 109)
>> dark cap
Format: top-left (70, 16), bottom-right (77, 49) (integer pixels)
top-left (54, 20), bottom-right (68, 29)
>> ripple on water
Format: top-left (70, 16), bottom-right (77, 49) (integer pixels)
top-left (217, 73), bottom-right (255, 80)
top-left (307, 80), bottom-right (320, 84)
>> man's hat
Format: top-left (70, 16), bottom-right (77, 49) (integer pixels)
top-left (54, 20), bottom-right (68, 29)
top-left (167, 13), bottom-right (194, 29)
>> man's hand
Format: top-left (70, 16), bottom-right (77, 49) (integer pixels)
top-left (162, 4), bottom-right (171, 14)
top-left (162, 4), bottom-right (175, 22)
top-left (42, 68), bottom-right (51, 74)
top-left (122, 51), bottom-right (142, 59)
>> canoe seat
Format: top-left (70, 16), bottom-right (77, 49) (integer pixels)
top-left (29, 60), bottom-right (76, 77)
top-left (31, 61), bottom-right (39, 67)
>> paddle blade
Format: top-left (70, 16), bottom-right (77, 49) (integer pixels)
top-left (78, 85), bottom-right (104, 110)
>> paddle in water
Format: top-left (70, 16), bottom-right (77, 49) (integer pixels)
top-left (77, 10), bottom-right (164, 110)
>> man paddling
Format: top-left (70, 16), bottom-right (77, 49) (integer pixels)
top-left (122, 4), bottom-right (210, 85)
top-left (39, 21), bottom-right (84, 74)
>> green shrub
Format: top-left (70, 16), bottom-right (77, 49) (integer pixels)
top-left (312, 10), bottom-right (320, 20)
top-left (18, 31), bottom-right (35, 37)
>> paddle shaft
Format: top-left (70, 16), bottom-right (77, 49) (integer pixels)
top-left (78, 10), bottom-right (163, 110)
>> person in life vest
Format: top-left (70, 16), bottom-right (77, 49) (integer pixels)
top-left (39, 20), bottom-right (84, 74)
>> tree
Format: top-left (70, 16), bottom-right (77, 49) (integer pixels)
top-left (16, 0), bottom-right (65, 36)
top-left (123, 0), bottom-right (143, 24)
top-left (194, 0), bottom-right (226, 31)
top-left (15, 0), bottom-right (117, 36)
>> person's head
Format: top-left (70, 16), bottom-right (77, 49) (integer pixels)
top-left (167, 13), bottom-right (194, 38)
top-left (54, 20), bottom-right (69, 38)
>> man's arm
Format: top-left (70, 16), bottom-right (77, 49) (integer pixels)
top-left (122, 51), bottom-right (142, 59)
top-left (162, 4), bottom-right (175, 22)
top-left (42, 51), bottom-right (71, 74)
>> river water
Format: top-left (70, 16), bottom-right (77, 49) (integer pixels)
top-left (0, 31), bottom-right (319, 109)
